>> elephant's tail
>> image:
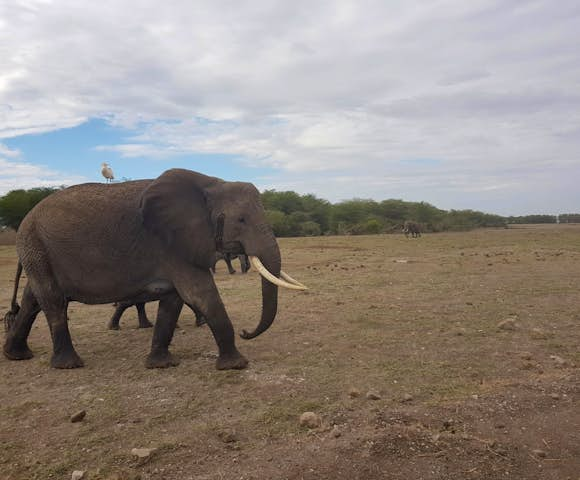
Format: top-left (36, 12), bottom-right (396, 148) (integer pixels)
top-left (4, 262), bottom-right (22, 332)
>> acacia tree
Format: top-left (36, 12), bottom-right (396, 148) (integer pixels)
top-left (0, 187), bottom-right (61, 230)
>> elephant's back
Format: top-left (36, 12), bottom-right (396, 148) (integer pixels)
top-left (17, 180), bottom-right (153, 248)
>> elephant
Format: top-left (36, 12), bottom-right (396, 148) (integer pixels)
top-left (107, 300), bottom-right (207, 330)
top-left (211, 252), bottom-right (250, 274)
top-left (402, 221), bottom-right (421, 238)
top-left (107, 301), bottom-right (153, 330)
top-left (108, 252), bottom-right (251, 330)
top-left (3, 168), bottom-right (307, 370)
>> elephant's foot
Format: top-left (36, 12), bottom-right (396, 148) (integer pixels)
top-left (216, 350), bottom-right (248, 370)
top-left (3, 338), bottom-right (34, 361)
top-left (138, 320), bottom-right (154, 329)
top-left (145, 350), bottom-right (180, 369)
top-left (50, 350), bottom-right (84, 369)
top-left (107, 322), bottom-right (120, 331)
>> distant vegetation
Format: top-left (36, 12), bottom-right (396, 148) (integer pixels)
top-left (0, 187), bottom-right (62, 231)
top-left (262, 190), bottom-right (508, 237)
top-left (0, 186), bottom-right (577, 238)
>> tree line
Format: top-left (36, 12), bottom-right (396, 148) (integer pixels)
top-left (0, 187), bottom-right (578, 237)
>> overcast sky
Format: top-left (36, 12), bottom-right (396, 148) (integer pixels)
top-left (1, 0), bottom-right (579, 215)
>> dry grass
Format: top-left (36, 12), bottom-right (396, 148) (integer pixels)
top-left (0, 225), bottom-right (579, 479)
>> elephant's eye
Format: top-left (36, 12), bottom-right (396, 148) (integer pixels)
top-left (238, 216), bottom-right (246, 224)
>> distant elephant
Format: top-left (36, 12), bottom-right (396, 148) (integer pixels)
top-left (108, 300), bottom-right (207, 330)
top-left (402, 221), bottom-right (421, 238)
top-left (3, 169), bottom-right (306, 370)
top-left (211, 252), bottom-right (250, 274)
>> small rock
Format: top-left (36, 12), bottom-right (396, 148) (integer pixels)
top-left (550, 355), bottom-right (568, 366)
top-left (71, 471), bottom-right (85, 480)
top-left (70, 410), bottom-right (86, 423)
top-left (348, 388), bottom-right (361, 398)
top-left (549, 393), bottom-right (560, 400)
top-left (497, 318), bottom-right (517, 331)
top-left (131, 448), bottom-right (156, 459)
top-left (331, 425), bottom-right (341, 438)
top-left (365, 390), bottom-right (381, 401)
top-left (520, 352), bottom-right (533, 360)
top-left (299, 412), bottom-right (322, 429)
top-left (401, 393), bottom-right (413, 403)
top-left (532, 449), bottom-right (547, 458)
top-left (217, 430), bottom-right (238, 443)
top-left (530, 328), bottom-right (550, 340)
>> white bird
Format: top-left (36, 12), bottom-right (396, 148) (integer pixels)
top-left (101, 163), bottom-right (114, 183)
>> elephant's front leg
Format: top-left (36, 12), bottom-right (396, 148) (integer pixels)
top-left (173, 269), bottom-right (248, 370)
top-left (145, 293), bottom-right (183, 368)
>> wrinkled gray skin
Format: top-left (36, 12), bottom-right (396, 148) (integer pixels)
top-left (402, 221), bottom-right (421, 238)
top-left (3, 169), bottom-right (281, 370)
top-left (107, 301), bottom-right (207, 330)
top-left (211, 252), bottom-right (250, 274)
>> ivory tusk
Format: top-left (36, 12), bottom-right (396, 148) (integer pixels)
top-left (280, 270), bottom-right (308, 289)
top-left (249, 256), bottom-right (308, 290)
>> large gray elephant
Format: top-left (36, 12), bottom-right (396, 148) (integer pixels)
top-left (3, 169), bottom-right (306, 370)
top-left (402, 220), bottom-right (421, 238)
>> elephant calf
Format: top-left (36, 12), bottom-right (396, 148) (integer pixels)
top-left (108, 301), bottom-right (153, 330)
top-left (211, 252), bottom-right (250, 274)
top-left (108, 301), bottom-right (207, 330)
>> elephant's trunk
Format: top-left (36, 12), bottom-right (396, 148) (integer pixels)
top-left (240, 235), bottom-right (281, 340)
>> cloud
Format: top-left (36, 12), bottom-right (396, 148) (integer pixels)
top-left (0, 158), bottom-right (87, 195)
top-left (0, 0), bottom-right (579, 213)
top-left (0, 143), bottom-right (21, 158)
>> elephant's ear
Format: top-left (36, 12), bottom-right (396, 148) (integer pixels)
top-left (139, 169), bottom-right (220, 262)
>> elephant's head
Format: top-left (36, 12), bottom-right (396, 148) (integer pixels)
top-left (140, 169), bottom-right (306, 340)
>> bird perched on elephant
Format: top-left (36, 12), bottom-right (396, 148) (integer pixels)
top-left (211, 252), bottom-right (250, 274)
top-left (3, 168), bottom-right (307, 370)
top-left (402, 221), bottom-right (421, 238)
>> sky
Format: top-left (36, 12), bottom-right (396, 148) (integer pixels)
top-left (1, 0), bottom-right (579, 216)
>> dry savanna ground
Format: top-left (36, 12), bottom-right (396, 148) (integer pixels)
top-left (0, 225), bottom-right (579, 480)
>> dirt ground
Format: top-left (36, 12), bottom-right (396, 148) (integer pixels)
top-left (0, 224), bottom-right (578, 480)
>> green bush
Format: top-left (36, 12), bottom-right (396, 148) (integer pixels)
top-left (0, 187), bottom-right (61, 230)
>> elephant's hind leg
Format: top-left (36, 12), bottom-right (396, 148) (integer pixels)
top-left (30, 275), bottom-right (83, 368)
top-left (3, 284), bottom-right (41, 361)
top-left (45, 300), bottom-right (84, 369)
